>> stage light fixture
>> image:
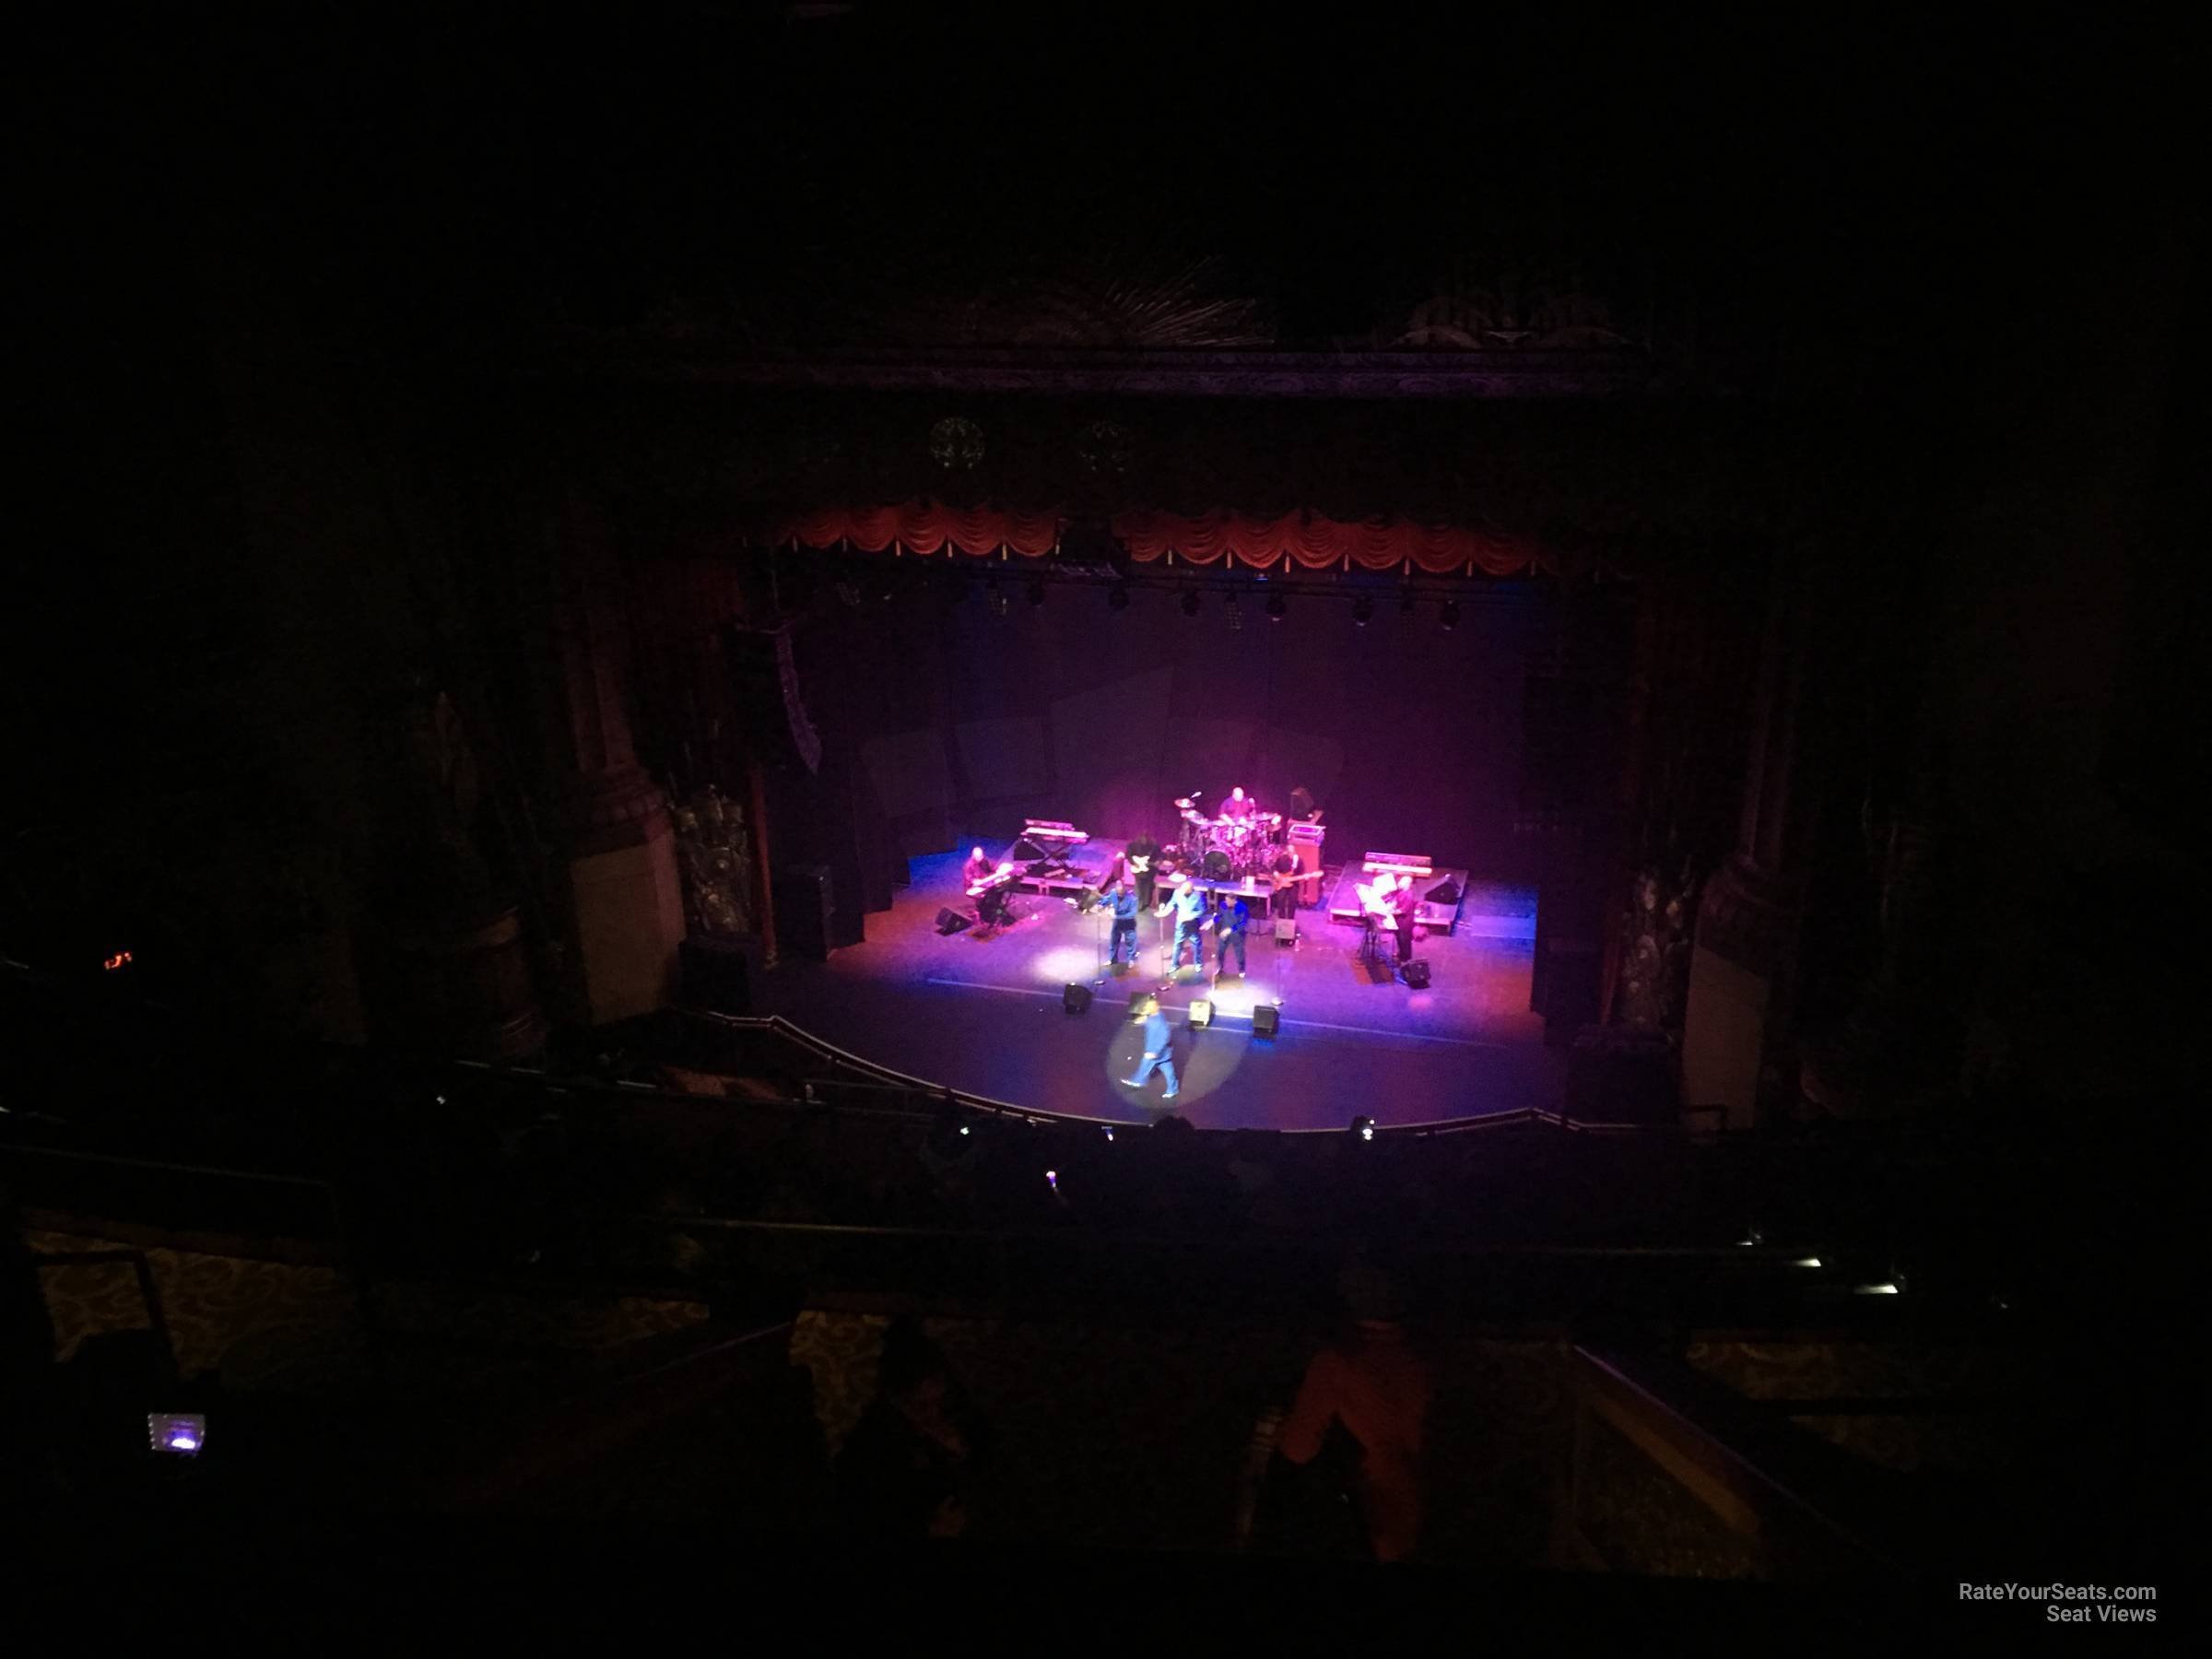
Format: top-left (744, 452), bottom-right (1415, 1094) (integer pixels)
top-left (1026, 579), bottom-right (1048, 607)
top-left (1265, 594), bottom-right (1287, 622)
top-left (148, 1413), bottom-right (205, 1456)
top-left (1350, 1114), bottom-right (1375, 1141)
top-left (1440, 600), bottom-right (1461, 631)
top-left (1352, 595), bottom-right (1373, 627)
top-left (1225, 595), bottom-right (1243, 631)
top-left (1108, 582), bottom-right (1130, 611)
top-left (1181, 590), bottom-right (1202, 618)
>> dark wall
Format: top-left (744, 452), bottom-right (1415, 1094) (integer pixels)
top-left (809, 581), bottom-right (1547, 879)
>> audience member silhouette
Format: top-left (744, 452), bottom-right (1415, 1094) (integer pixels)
top-left (834, 1317), bottom-right (990, 1541)
top-left (1274, 1260), bottom-right (1434, 1562)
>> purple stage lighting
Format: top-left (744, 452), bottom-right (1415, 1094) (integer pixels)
top-left (148, 1413), bottom-right (206, 1455)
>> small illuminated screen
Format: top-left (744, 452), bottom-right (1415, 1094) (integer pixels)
top-left (148, 1412), bottom-right (206, 1455)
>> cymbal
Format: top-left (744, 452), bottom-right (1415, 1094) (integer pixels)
top-left (1173, 797), bottom-right (1195, 809)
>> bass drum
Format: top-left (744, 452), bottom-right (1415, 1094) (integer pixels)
top-left (1201, 850), bottom-right (1233, 882)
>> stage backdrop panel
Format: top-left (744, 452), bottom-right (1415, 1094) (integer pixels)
top-left (935, 583), bottom-right (1535, 877)
top-left (955, 715), bottom-right (1051, 801)
top-left (861, 728), bottom-right (953, 818)
top-left (1047, 667), bottom-right (1173, 839)
top-left (1252, 726), bottom-right (1345, 816)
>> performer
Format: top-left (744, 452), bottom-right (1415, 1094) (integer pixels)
top-left (1103, 877), bottom-right (1141, 968)
top-left (964, 845), bottom-right (1016, 928)
top-left (1124, 830), bottom-right (1163, 912)
top-left (1120, 994), bottom-right (1180, 1100)
top-left (1162, 874), bottom-right (1208, 974)
top-left (1288, 784), bottom-right (1322, 826)
top-left (1268, 851), bottom-right (1301, 921)
top-left (1221, 786), bottom-right (1254, 821)
top-left (1212, 888), bottom-right (1251, 978)
top-left (1387, 873), bottom-right (1422, 969)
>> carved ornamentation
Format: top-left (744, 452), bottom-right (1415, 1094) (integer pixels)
top-left (928, 415), bottom-right (985, 470)
top-left (1693, 853), bottom-right (1804, 979)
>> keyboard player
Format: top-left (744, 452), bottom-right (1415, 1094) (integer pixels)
top-left (963, 845), bottom-right (1018, 928)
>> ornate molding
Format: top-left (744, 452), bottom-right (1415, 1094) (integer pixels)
top-left (1693, 853), bottom-right (1805, 980)
top-left (562, 763), bottom-right (672, 857)
top-left (540, 346), bottom-right (1658, 400)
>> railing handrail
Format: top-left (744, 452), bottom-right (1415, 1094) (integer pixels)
top-left (0, 1139), bottom-right (337, 1191)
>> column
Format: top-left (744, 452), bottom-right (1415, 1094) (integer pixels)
top-left (543, 495), bottom-right (687, 1025)
top-left (1681, 548), bottom-right (1820, 1129)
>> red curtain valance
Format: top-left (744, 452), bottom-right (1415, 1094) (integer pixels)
top-left (774, 501), bottom-right (1548, 576)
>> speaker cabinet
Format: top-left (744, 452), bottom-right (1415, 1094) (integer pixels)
top-left (1566, 1026), bottom-right (1678, 1124)
top-left (1063, 982), bottom-right (1093, 1015)
top-left (1535, 939), bottom-right (1604, 1046)
top-left (1252, 1004), bottom-right (1281, 1037)
top-left (935, 906), bottom-right (973, 935)
top-left (1273, 916), bottom-right (1298, 944)
top-left (1402, 959), bottom-right (1432, 989)
top-left (773, 865), bottom-right (836, 962)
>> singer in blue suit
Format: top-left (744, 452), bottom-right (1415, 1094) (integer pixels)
top-left (1103, 879), bottom-right (1140, 966)
top-left (1212, 891), bottom-right (1251, 977)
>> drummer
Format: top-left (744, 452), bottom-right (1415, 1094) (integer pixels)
top-left (1220, 786), bottom-right (1254, 822)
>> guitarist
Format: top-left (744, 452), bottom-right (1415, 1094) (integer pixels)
top-left (1124, 830), bottom-right (1163, 912)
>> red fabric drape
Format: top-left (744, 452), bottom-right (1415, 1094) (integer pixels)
top-left (779, 502), bottom-right (1063, 558)
top-left (772, 501), bottom-right (1548, 575)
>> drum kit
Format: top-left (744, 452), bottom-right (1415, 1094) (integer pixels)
top-left (1172, 795), bottom-right (1285, 881)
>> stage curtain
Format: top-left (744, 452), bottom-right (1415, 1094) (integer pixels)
top-left (773, 500), bottom-right (1547, 574)
top-left (780, 502), bottom-right (1063, 558)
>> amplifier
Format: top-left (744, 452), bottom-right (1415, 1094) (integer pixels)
top-left (1288, 822), bottom-right (1326, 844)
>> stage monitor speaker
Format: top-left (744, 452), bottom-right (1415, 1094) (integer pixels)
top-left (1537, 939), bottom-right (1604, 1046)
top-left (1252, 1004), bottom-right (1280, 1038)
top-left (935, 907), bottom-right (973, 935)
top-left (723, 624), bottom-right (821, 773)
top-left (679, 934), bottom-right (758, 1016)
top-left (1188, 999), bottom-right (1214, 1029)
top-left (1427, 878), bottom-right (1461, 906)
top-left (1274, 917), bottom-right (1298, 944)
top-left (1063, 982), bottom-right (1093, 1015)
top-left (773, 865), bottom-right (836, 962)
top-left (1402, 959), bottom-right (1431, 989)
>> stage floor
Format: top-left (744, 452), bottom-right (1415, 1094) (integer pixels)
top-left (747, 848), bottom-right (1565, 1132)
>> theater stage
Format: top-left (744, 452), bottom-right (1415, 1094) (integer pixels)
top-left (747, 848), bottom-right (1566, 1132)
